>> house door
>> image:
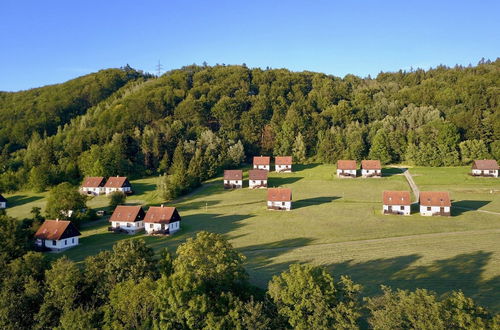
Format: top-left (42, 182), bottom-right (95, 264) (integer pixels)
top-left (440, 207), bottom-right (445, 215)
top-left (388, 206), bottom-right (392, 212)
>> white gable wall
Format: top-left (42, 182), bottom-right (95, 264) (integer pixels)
top-left (275, 165), bottom-right (292, 173)
top-left (145, 221), bottom-right (180, 234)
top-left (249, 180), bottom-right (267, 188)
top-left (472, 169), bottom-right (498, 177)
top-left (420, 205), bottom-right (450, 216)
top-left (0, 202), bottom-right (5, 209)
top-left (362, 169), bottom-right (381, 177)
top-left (111, 221), bottom-right (144, 232)
top-left (105, 186), bottom-right (131, 195)
top-left (82, 187), bottom-right (104, 195)
top-left (224, 179), bottom-right (242, 188)
top-left (254, 165), bottom-right (270, 171)
top-left (337, 169), bottom-right (356, 177)
top-left (267, 201), bottom-right (292, 211)
top-left (383, 204), bottom-right (410, 215)
top-left (36, 236), bottom-right (79, 251)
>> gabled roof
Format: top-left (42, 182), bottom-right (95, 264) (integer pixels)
top-left (249, 169), bottom-right (268, 180)
top-left (337, 160), bottom-right (357, 170)
top-left (224, 170), bottom-right (243, 180)
top-left (383, 191), bottom-right (411, 206)
top-left (35, 220), bottom-right (81, 240)
top-left (361, 160), bottom-right (381, 170)
top-left (253, 156), bottom-right (270, 165)
top-left (268, 188), bottom-right (292, 202)
top-left (472, 160), bottom-right (499, 170)
top-left (81, 177), bottom-right (105, 188)
top-left (419, 191), bottom-right (451, 207)
top-left (144, 206), bottom-right (181, 224)
top-left (109, 205), bottom-right (145, 222)
top-left (275, 156), bottom-right (293, 165)
top-left (0, 194), bottom-right (6, 203)
top-left (104, 176), bottom-right (130, 188)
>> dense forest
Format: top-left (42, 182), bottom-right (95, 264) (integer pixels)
top-left (0, 218), bottom-right (498, 329)
top-left (0, 60), bottom-right (499, 195)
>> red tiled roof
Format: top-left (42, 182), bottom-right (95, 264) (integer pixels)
top-left (249, 169), bottom-right (268, 180)
top-left (419, 191), bottom-right (451, 207)
top-left (337, 160), bottom-right (357, 170)
top-left (267, 188), bottom-right (292, 202)
top-left (361, 160), bottom-right (381, 170)
top-left (104, 177), bottom-right (130, 188)
top-left (253, 156), bottom-right (270, 165)
top-left (275, 156), bottom-right (293, 165)
top-left (82, 177), bottom-right (105, 188)
top-left (35, 220), bottom-right (81, 240)
top-left (224, 170), bottom-right (243, 180)
top-left (109, 205), bottom-right (145, 222)
top-left (472, 160), bottom-right (499, 170)
top-left (383, 191), bottom-right (411, 206)
top-left (144, 206), bottom-right (181, 224)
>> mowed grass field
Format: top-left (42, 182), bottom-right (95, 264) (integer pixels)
top-left (4, 165), bottom-right (500, 311)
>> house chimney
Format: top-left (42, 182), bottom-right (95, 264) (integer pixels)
top-left (56, 218), bottom-right (59, 221)
top-left (161, 204), bottom-right (164, 208)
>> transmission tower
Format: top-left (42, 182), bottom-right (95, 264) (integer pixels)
top-left (155, 60), bottom-right (164, 77)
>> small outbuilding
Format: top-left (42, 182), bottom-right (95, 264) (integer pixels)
top-left (0, 194), bottom-right (6, 209)
top-left (108, 205), bottom-right (145, 234)
top-left (383, 191), bottom-right (411, 215)
top-left (337, 160), bottom-right (357, 178)
top-left (267, 188), bottom-right (292, 211)
top-left (81, 177), bottom-right (106, 195)
top-left (253, 156), bottom-right (271, 171)
top-left (249, 169), bottom-right (268, 189)
top-left (224, 170), bottom-right (243, 189)
top-left (144, 205), bottom-right (181, 235)
top-left (471, 160), bottom-right (499, 177)
top-left (419, 191), bottom-right (451, 216)
top-left (275, 156), bottom-right (293, 173)
top-left (34, 220), bottom-right (81, 251)
top-left (104, 176), bottom-right (132, 195)
top-left (361, 160), bottom-right (382, 178)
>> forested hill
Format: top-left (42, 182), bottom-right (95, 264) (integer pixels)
top-left (0, 60), bottom-right (499, 193)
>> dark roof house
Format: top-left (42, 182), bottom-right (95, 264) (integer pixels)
top-left (337, 160), bottom-right (357, 170)
top-left (109, 205), bottom-right (145, 223)
top-left (383, 191), bottom-right (411, 205)
top-left (82, 177), bottom-right (105, 187)
top-left (35, 220), bottom-right (81, 241)
top-left (361, 160), bottom-right (382, 170)
top-left (253, 156), bottom-right (271, 166)
top-left (249, 169), bottom-right (268, 180)
top-left (144, 206), bottom-right (181, 224)
top-left (267, 188), bottom-right (292, 202)
top-left (275, 156), bottom-right (293, 165)
top-left (472, 160), bottom-right (499, 170)
top-left (419, 191), bottom-right (451, 207)
top-left (224, 170), bottom-right (243, 181)
top-left (104, 176), bottom-right (131, 188)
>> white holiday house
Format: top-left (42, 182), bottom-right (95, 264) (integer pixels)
top-left (224, 170), bottom-right (243, 189)
top-left (34, 220), bottom-right (81, 251)
top-left (253, 156), bottom-right (271, 171)
top-left (383, 191), bottom-right (411, 215)
top-left (144, 205), bottom-right (181, 235)
top-left (249, 169), bottom-right (268, 189)
top-left (337, 160), bottom-right (357, 178)
top-left (471, 160), bottom-right (499, 177)
top-left (0, 194), bottom-right (6, 209)
top-left (361, 160), bottom-right (382, 178)
top-left (104, 176), bottom-right (132, 195)
top-left (419, 191), bottom-right (451, 216)
top-left (267, 188), bottom-right (292, 211)
top-left (275, 156), bottom-right (293, 173)
top-left (108, 205), bottom-right (145, 234)
top-left (81, 177), bottom-right (106, 195)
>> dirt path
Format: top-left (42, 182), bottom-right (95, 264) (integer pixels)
top-left (241, 228), bottom-right (500, 254)
top-left (398, 168), bottom-right (420, 202)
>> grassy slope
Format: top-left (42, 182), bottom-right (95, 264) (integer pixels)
top-left (4, 165), bottom-right (500, 310)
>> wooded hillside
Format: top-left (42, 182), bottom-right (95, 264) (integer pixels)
top-left (0, 60), bottom-right (498, 192)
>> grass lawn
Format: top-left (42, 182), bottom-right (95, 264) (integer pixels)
top-left (4, 164), bottom-right (500, 311)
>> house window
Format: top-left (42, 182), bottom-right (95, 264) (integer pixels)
top-left (400, 206), bottom-right (404, 211)
top-left (65, 240), bottom-right (67, 246)
top-left (52, 240), bottom-right (56, 246)
top-left (126, 223), bottom-right (131, 227)
top-left (282, 202), bottom-right (285, 206)
top-left (427, 207), bottom-right (431, 211)
top-left (150, 224), bottom-right (153, 228)
top-left (72, 238), bottom-right (74, 244)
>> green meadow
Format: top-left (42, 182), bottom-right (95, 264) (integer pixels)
top-left (5, 165), bottom-right (500, 310)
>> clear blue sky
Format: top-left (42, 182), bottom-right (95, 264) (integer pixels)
top-left (1, 0), bottom-right (499, 91)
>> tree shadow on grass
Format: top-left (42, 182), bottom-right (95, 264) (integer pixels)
top-left (452, 200), bottom-right (491, 215)
top-left (6, 195), bottom-right (44, 207)
top-left (294, 196), bottom-right (340, 209)
top-left (132, 182), bottom-right (157, 195)
top-left (382, 167), bottom-right (405, 177)
top-left (294, 163), bottom-right (321, 172)
top-left (268, 176), bottom-right (304, 187)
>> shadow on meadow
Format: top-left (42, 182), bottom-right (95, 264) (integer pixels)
top-left (451, 200), bottom-right (491, 215)
top-left (7, 194), bottom-right (44, 207)
top-left (382, 167), bottom-right (405, 177)
top-left (268, 176), bottom-right (304, 187)
top-left (293, 196), bottom-right (340, 209)
top-left (132, 181), bottom-right (157, 195)
top-left (294, 163), bottom-right (321, 172)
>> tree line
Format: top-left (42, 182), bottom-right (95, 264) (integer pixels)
top-left (0, 221), bottom-right (497, 329)
top-left (0, 60), bottom-right (499, 194)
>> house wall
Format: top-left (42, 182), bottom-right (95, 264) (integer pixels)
top-left (337, 169), bottom-right (356, 177)
top-left (362, 169), bottom-right (381, 177)
top-left (111, 221), bottom-right (144, 232)
top-left (472, 169), bottom-right (498, 177)
top-left (254, 165), bottom-right (270, 171)
top-left (267, 201), bottom-right (292, 210)
top-left (145, 221), bottom-right (180, 234)
top-left (275, 165), bottom-right (292, 172)
top-left (36, 236), bottom-right (79, 251)
top-left (0, 202), bottom-right (5, 209)
top-left (224, 180), bottom-right (242, 188)
top-left (82, 187), bottom-right (104, 195)
top-left (420, 205), bottom-right (451, 216)
top-left (383, 204), bottom-right (410, 215)
top-left (105, 186), bottom-right (131, 195)
top-left (249, 180), bottom-right (267, 188)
